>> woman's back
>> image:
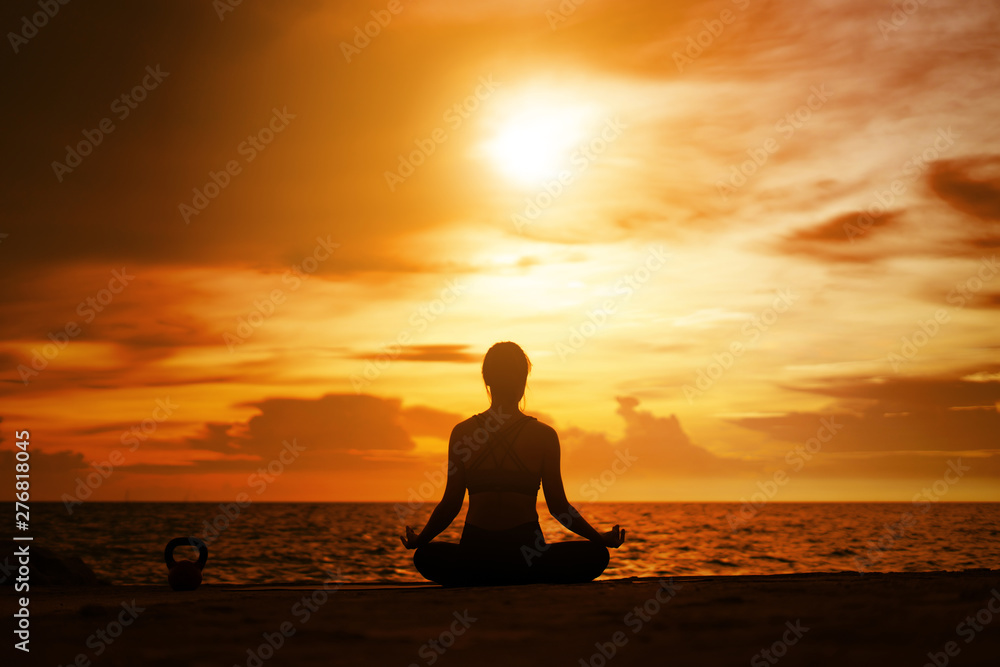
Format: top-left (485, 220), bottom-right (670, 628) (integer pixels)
top-left (459, 411), bottom-right (551, 530)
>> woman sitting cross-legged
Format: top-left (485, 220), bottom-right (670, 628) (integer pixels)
top-left (400, 341), bottom-right (626, 586)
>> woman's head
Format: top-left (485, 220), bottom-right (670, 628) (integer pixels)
top-left (482, 341), bottom-right (531, 405)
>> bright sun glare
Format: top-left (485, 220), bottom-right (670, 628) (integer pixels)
top-left (486, 105), bottom-right (593, 186)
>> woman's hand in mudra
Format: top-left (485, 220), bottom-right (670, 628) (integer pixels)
top-left (602, 525), bottom-right (626, 548)
top-left (400, 525), bottom-right (420, 549)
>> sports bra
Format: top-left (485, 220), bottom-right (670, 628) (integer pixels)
top-left (465, 414), bottom-right (540, 497)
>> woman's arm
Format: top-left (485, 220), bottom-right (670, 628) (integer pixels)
top-left (540, 427), bottom-right (625, 547)
top-left (400, 425), bottom-right (467, 549)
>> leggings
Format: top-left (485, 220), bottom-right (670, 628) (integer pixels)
top-left (413, 522), bottom-right (610, 587)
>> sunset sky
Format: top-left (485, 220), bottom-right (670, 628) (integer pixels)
top-left (2, 0), bottom-right (998, 504)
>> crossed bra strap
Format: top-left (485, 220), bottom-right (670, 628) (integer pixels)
top-left (465, 414), bottom-right (540, 495)
top-left (467, 414), bottom-right (535, 471)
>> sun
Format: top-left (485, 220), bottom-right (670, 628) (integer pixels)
top-left (484, 104), bottom-right (593, 186)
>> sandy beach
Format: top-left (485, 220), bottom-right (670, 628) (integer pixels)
top-left (18, 569), bottom-right (1000, 666)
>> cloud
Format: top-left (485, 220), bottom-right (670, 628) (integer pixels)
top-left (797, 372), bottom-right (1000, 409)
top-left (787, 211), bottom-right (899, 243)
top-left (929, 155), bottom-right (1000, 222)
top-left (563, 396), bottom-right (750, 477)
top-left (397, 404), bottom-right (467, 437)
top-left (0, 448), bottom-right (88, 501)
top-left (351, 344), bottom-right (480, 363)
top-left (969, 292), bottom-right (1000, 309)
top-left (731, 373), bottom-right (1000, 454)
top-left (124, 394), bottom-right (463, 476)
top-left (774, 211), bottom-right (904, 263)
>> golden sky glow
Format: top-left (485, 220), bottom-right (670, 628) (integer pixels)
top-left (2, 0), bottom-right (999, 502)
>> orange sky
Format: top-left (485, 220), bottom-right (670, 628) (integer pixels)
top-left (2, 0), bottom-right (998, 503)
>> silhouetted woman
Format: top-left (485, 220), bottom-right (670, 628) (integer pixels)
top-left (400, 341), bottom-right (625, 586)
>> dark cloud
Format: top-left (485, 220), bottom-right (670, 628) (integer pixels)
top-left (398, 404), bottom-right (465, 438)
top-left (797, 450), bottom-right (1000, 479)
top-left (795, 373), bottom-right (1000, 409)
top-left (351, 344), bottom-right (479, 363)
top-left (732, 373), bottom-right (1000, 454)
top-left (772, 210), bottom-right (905, 263)
top-left (237, 394), bottom-right (423, 452)
top-left (0, 448), bottom-right (87, 501)
top-left (968, 292), bottom-right (1000, 309)
top-left (563, 396), bottom-right (750, 477)
top-left (731, 409), bottom-right (999, 454)
top-left (970, 236), bottom-right (1000, 249)
top-left (786, 211), bottom-right (899, 243)
top-left (0, 0), bottom-right (498, 275)
top-left (125, 393), bottom-right (461, 475)
top-left (774, 211), bottom-right (905, 263)
top-left (929, 155), bottom-right (1000, 222)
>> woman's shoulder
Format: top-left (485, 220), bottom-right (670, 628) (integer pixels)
top-left (519, 415), bottom-right (559, 447)
top-left (449, 415), bottom-right (481, 436)
top-left (450, 411), bottom-right (556, 435)
top-left (523, 415), bottom-right (555, 434)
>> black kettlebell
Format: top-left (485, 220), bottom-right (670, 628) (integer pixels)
top-left (164, 537), bottom-right (209, 591)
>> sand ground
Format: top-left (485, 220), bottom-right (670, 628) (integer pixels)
top-left (16, 570), bottom-right (1000, 666)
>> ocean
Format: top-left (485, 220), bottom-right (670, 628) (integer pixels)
top-left (27, 502), bottom-right (1000, 585)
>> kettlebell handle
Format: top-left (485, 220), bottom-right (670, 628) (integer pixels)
top-left (164, 537), bottom-right (209, 570)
